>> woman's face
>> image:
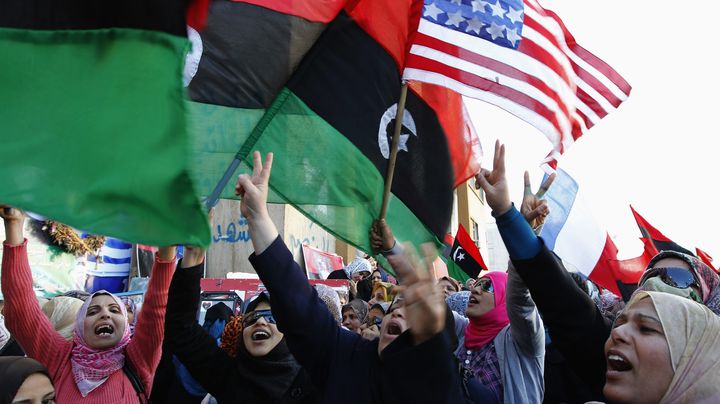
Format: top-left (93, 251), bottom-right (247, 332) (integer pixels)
top-left (242, 301), bottom-right (283, 357)
top-left (342, 308), bottom-right (363, 333)
top-left (82, 294), bottom-right (126, 349)
top-left (642, 257), bottom-right (702, 298)
top-left (465, 278), bottom-right (495, 318)
top-left (378, 305), bottom-right (407, 354)
top-left (372, 289), bottom-right (386, 302)
top-left (12, 373), bottom-right (55, 404)
top-left (438, 279), bottom-right (456, 298)
top-left (124, 303), bottom-right (135, 325)
top-left (603, 297), bottom-right (673, 404)
top-left (371, 271), bottom-right (382, 283)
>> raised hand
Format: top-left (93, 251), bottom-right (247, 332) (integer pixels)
top-left (387, 243), bottom-right (445, 345)
top-left (234, 151), bottom-right (274, 222)
top-left (520, 171), bottom-right (556, 231)
top-left (474, 140), bottom-right (511, 216)
top-left (0, 205), bottom-right (25, 246)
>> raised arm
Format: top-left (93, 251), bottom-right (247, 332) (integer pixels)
top-left (0, 207), bottom-right (69, 375)
top-left (475, 142), bottom-right (610, 394)
top-left (505, 265), bottom-right (544, 356)
top-left (237, 152), bottom-right (364, 384)
top-left (164, 245), bottom-right (236, 396)
top-left (124, 245), bottom-right (176, 390)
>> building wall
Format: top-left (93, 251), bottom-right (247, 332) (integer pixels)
top-left (206, 200), bottom-right (335, 278)
top-left (454, 179), bottom-right (491, 265)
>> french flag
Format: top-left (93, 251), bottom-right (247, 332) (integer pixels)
top-left (540, 169), bottom-right (647, 300)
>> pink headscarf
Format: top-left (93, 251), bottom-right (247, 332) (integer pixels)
top-left (71, 290), bottom-right (131, 397)
top-left (464, 272), bottom-right (510, 350)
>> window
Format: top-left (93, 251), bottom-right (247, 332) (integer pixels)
top-left (471, 220), bottom-right (480, 247)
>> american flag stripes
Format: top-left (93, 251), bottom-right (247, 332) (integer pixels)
top-left (403, 0), bottom-right (631, 168)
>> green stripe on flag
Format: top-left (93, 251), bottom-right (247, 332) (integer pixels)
top-left (0, 28), bottom-right (210, 246)
top-left (236, 88), bottom-right (441, 256)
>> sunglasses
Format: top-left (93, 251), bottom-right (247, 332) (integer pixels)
top-left (472, 278), bottom-right (494, 294)
top-left (242, 309), bottom-right (276, 328)
top-left (639, 267), bottom-right (700, 290)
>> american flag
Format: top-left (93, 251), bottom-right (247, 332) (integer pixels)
top-left (403, 0), bottom-right (631, 168)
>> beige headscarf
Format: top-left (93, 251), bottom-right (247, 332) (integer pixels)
top-left (41, 296), bottom-right (84, 340)
top-left (628, 291), bottom-right (720, 403)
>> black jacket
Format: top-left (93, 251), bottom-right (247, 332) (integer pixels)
top-left (512, 242), bottom-right (612, 401)
top-left (164, 261), bottom-right (319, 403)
top-left (249, 236), bottom-right (469, 403)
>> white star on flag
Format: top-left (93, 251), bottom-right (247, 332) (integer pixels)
top-left (487, 21), bottom-right (505, 40)
top-left (488, 0), bottom-right (506, 17)
top-left (424, 2), bottom-right (444, 20)
top-left (445, 10), bottom-right (466, 28)
top-left (466, 16), bottom-right (485, 34)
top-left (457, 252), bottom-right (466, 261)
top-left (505, 27), bottom-right (521, 45)
top-left (471, 0), bottom-right (490, 13)
top-left (450, 0), bottom-right (463, 5)
top-left (506, 6), bottom-right (523, 24)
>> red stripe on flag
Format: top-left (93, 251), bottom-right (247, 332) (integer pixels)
top-left (588, 234), bottom-right (622, 297)
top-left (407, 55), bottom-right (568, 137)
top-left (630, 206), bottom-right (673, 242)
top-left (404, 0), bottom-right (631, 169)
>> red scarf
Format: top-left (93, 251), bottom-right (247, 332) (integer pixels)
top-left (464, 272), bottom-right (510, 349)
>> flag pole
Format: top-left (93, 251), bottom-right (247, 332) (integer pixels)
top-left (379, 81), bottom-right (409, 220)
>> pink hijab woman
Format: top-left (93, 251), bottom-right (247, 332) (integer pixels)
top-left (71, 291), bottom-right (132, 396)
top-left (1, 205), bottom-right (177, 403)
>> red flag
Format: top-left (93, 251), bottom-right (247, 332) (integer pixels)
top-left (696, 248), bottom-right (718, 273)
top-left (449, 224), bottom-right (487, 279)
top-left (630, 206), bottom-right (694, 256)
top-left (236, 0), bottom-right (347, 23)
top-left (403, 0), bottom-right (631, 169)
top-left (302, 244), bottom-right (345, 280)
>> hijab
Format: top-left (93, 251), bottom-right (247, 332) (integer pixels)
top-left (315, 284), bottom-right (342, 325)
top-left (120, 296), bottom-right (137, 334)
top-left (343, 299), bottom-right (369, 323)
top-left (628, 291), bottom-right (720, 403)
top-left (0, 356), bottom-right (51, 404)
top-left (42, 296), bottom-right (84, 341)
top-left (446, 291), bottom-right (471, 316)
top-left (640, 251), bottom-right (720, 314)
top-left (71, 290), bottom-right (131, 397)
top-left (371, 282), bottom-right (394, 303)
top-left (464, 271), bottom-right (510, 349)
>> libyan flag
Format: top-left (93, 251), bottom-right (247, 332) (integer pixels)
top-left (447, 224), bottom-right (488, 282)
top-left (0, 0), bottom-right (211, 246)
top-left (188, 0), bottom-right (481, 255)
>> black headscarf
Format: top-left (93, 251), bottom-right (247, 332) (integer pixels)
top-left (234, 337), bottom-right (302, 402)
top-left (0, 356), bottom-right (51, 404)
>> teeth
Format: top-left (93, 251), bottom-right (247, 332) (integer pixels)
top-left (609, 355), bottom-right (625, 362)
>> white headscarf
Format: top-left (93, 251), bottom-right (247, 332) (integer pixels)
top-left (629, 291), bottom-right (720, 403)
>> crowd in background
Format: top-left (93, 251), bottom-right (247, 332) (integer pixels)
top-left (1, 145), bottom-right (719, 403)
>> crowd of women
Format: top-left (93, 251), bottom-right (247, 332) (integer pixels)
top-left (1, 143), bottom-right (719, 403)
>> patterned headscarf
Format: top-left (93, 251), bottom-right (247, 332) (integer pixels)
top-left (640, 251), bottom-right (720, 315)
top-left (315, 284), bottom-right (342, 325)
top-left (446, 291), bottom-right (471, 316)
top-left (344, 257), bottom-right (372, 278)
top-left (71, 291), bottom-right (131, 397)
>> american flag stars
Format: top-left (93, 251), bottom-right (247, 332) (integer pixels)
top-left (422, 0), bottom-right (524, 48)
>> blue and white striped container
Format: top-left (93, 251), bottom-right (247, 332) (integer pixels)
top-left (83, 237), bottom-right (132, 293)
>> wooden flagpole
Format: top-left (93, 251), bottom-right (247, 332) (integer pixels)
top-left (379, 82), bottom-right (409, 220)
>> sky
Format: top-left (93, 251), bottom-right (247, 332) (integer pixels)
top-left (464, 0), bottom-right (720, 260)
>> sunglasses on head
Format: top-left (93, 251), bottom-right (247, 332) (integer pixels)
top-left (472, 278), bottom-right (494, 294)
top-left (639, 267), bottom-right (700, 290)
top-left (242, 309), bottom-right (276, 328)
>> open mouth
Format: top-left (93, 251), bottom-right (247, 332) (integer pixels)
top-left (386, 323), bottom-right (403, 336)
top-left (251, 330), bottom-right (271, 341)
top-left (607, 351), bottom-right (632, 372)
top-left (468, 296), bottom-right (479, 305)
top-left (95, 324), bottom-right (114, 336)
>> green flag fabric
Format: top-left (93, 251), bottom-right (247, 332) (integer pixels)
top-left (0, 28), bottom-right (210, 246)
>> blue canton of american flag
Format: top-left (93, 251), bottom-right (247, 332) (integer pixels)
top-left (422, 0), bottom-right (524, 49)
